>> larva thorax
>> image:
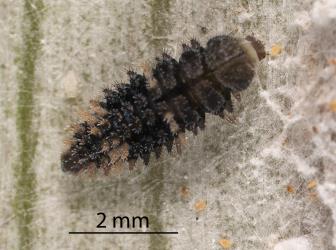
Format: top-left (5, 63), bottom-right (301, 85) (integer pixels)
top-left (61, 35), bottom-right (265, 174)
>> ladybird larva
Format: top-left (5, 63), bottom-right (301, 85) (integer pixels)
top-left (61, 34), bottom-right (265, 173)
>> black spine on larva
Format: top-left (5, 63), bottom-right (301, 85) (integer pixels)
top-left (61, 35), bottom-right (265, 173)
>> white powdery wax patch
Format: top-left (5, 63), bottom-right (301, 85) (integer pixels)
top-left (291, 11), bottom-right (312, 31)
top-left (274, 237), bottom-right (312, 250)
top-left (319, 65), bottom-right (336, 81)
top-left (311, 0), bottom-right (336, 26)
top-left (318, 183), bottom-right (336, 247)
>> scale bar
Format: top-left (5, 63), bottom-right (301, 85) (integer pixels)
top-left (69, 231), bottom-right (178, 235)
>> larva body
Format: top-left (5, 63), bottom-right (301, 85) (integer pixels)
top-left (61, 35), bottom-right (265, 173)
